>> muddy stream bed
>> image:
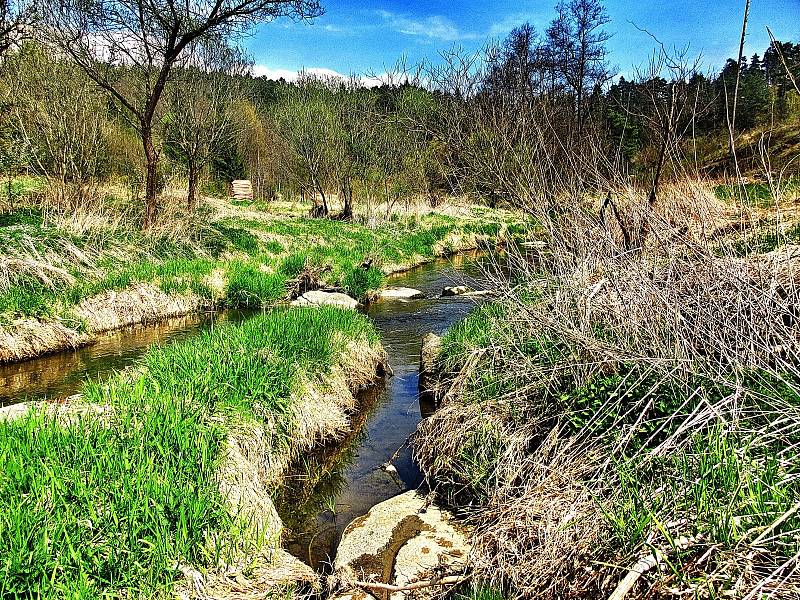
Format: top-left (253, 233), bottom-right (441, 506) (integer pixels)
top-left (0, 253), bottom-right (501, 572)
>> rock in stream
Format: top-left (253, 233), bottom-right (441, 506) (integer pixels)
top-left (292, 290), bottom-right (361, 309)
top-left (441, 286), bottom-right (495, 298)
top-left (333, 490), bottom-right (470, 598)
top-left (379, 287), bottom-right (426, 300)
top-left (418, 333), bottom-right (442, 416)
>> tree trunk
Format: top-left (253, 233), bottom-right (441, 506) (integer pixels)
top-left (187, 160), bottom-right (198, 211)
top-left (142, 126), bottom-right (159, 229)
top-left (340, 180), bottom-right (353, 221)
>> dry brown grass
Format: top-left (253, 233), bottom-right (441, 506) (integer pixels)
top-left (0, 318), bottom-right (89, 362)
top-left (414, 180), bottom-right (800, 599)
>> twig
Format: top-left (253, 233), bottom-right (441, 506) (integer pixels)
top-left (352, 575), bottom-right (468, 593)
top-left (607, 536), bottom-right (695, 600)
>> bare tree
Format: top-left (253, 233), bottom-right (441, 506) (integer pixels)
top-left (546, 0), bottom-right (612, 134)
top-left (274, 75), bottom-right (337, 217)
top-left (39, 0), bottom-right (322, 227)
top-left (0, 0), bottom-right (33, 58)
top-left (626, 38), bottom-right (703, 247)
top-left (5, 44), bottom-right (107, 210)
top-left (164, 38), bottom-right (249, 210)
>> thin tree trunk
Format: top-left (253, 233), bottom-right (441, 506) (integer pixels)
top-left (187, 160), bottom-right (198, 211)
top-left (727, 0), bottom-right (751, 173)
top-left (142, 125), bottom-right (159, 229)
top-left (340, 180), bottom-right (353, 220)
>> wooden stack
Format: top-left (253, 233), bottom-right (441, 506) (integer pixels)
top-left (230, 180), bottom-right (253, 201)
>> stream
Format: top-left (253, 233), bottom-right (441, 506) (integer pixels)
top-left (274, 253), bottom-right (501, 570)
top-left (0, 252), bottom-right (501, 571)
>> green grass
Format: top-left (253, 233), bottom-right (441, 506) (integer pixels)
top-left (608, 426), bottom-right (800, 560)
top-left (726, 221), bottom-right (800, 256)
top-left (454, 585), bottom-right (507, 600)
top-left (225, 261), bottom-right (287, 308)
top-left (714, 177), bottom-right (800, 208)
top-left (343, 265), bottom-right (383, 299)
top-left (0, 306), bottom-right (379, 598)
top-left (0, 199), bottom-right (521, 326)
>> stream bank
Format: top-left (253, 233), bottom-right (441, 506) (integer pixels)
top-left (0, 253), bottom-right (502, 598)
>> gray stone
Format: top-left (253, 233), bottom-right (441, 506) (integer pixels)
top-left (292, 290), bottom-right (360, 309)
top-left (441, 286), bottom-right (496, 298)
top-left (334, 491), bottom-right (471, 587)
top-left (441, 285), bottom-right (473, 297)
top-left (0, 402), bottom-right (30, 422)
top-left (380, 287), bottom-right (426, 300)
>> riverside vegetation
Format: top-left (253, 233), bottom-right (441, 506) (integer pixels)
top-left (1, 306), bottom-right (385, 597)
top-left (415, 181), bottom-right (800, 599)
top-left (1, 0), bottom-right (800, 598)
top-left (0, 180), bottom-right (518, 361)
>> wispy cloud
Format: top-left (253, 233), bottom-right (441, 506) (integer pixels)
top-left (488, 14), bottom-right (531, 38)
top-left (322, 23), bottom-right (347, 33)
top-left (377, 10), bottom-right (478, 42)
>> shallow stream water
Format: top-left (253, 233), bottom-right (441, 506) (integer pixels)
top-left (0, 253), bottom-right (501, 571)
top-left (275, 253), bottom-right (501, 569)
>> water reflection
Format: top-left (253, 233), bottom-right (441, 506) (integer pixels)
top-left (0, 310), bottom-right (254, 406)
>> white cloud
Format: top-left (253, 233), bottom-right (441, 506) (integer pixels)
top-left (488, 14), bottom-right (530, 38)
top-left (377, 10), bottom-right (478, 42)
top-left (251, 65), bottom-right (348, 81)
top-left (252, 65), bottom-right (402, 88)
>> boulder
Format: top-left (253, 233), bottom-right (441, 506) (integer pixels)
top-left (441, 285), bottom-right (473, 297)
top-left (0, 402), bottom-right (30, 422)
top-left (418, 334), bottom-right (442, 416)
top-left (334, 491), bottom-right (470, 588)
top-left (379, 287), bottom-right (426, 300)
top-left (292, 290), bottom-right (360, 309)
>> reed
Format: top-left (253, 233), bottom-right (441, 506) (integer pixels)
top-left (415, 180), bottom-right (800, 599)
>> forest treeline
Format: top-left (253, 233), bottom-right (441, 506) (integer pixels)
top-left (0, 0), bottom-right (798, 225)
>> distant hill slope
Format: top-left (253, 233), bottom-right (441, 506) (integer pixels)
top-left (699, 121), bottom-right (800, 178)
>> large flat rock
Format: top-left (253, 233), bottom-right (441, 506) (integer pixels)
top-left (379, 287), bottom-right (426, 300)
top-left (334, 490), bottom-right (470, 588)
top-left (292, 290), bottom-right (360, 309)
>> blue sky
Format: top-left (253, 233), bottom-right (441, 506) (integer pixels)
top-left (245, 1), bottom-right (800, 81)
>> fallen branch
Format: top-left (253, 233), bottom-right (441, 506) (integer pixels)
top-left (607, 536), bottom-right (695, 600)
top-left (353, 575), bottom-right (468, 593)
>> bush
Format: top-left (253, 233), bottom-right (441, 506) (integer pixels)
top-left (342, 265), bottom-right (382, 299)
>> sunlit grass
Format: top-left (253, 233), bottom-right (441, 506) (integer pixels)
top-left (0, 306), bottom-right (380, 597)
top-left (0, 198), bottom-right (520, 325)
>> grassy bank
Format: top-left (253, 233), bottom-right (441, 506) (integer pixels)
top-left (414, 182), bottom-right (800, 599)
top-left (0, 185), bottom-right (521, 362)
top-left (0, 306), bottom-right (384, 598)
